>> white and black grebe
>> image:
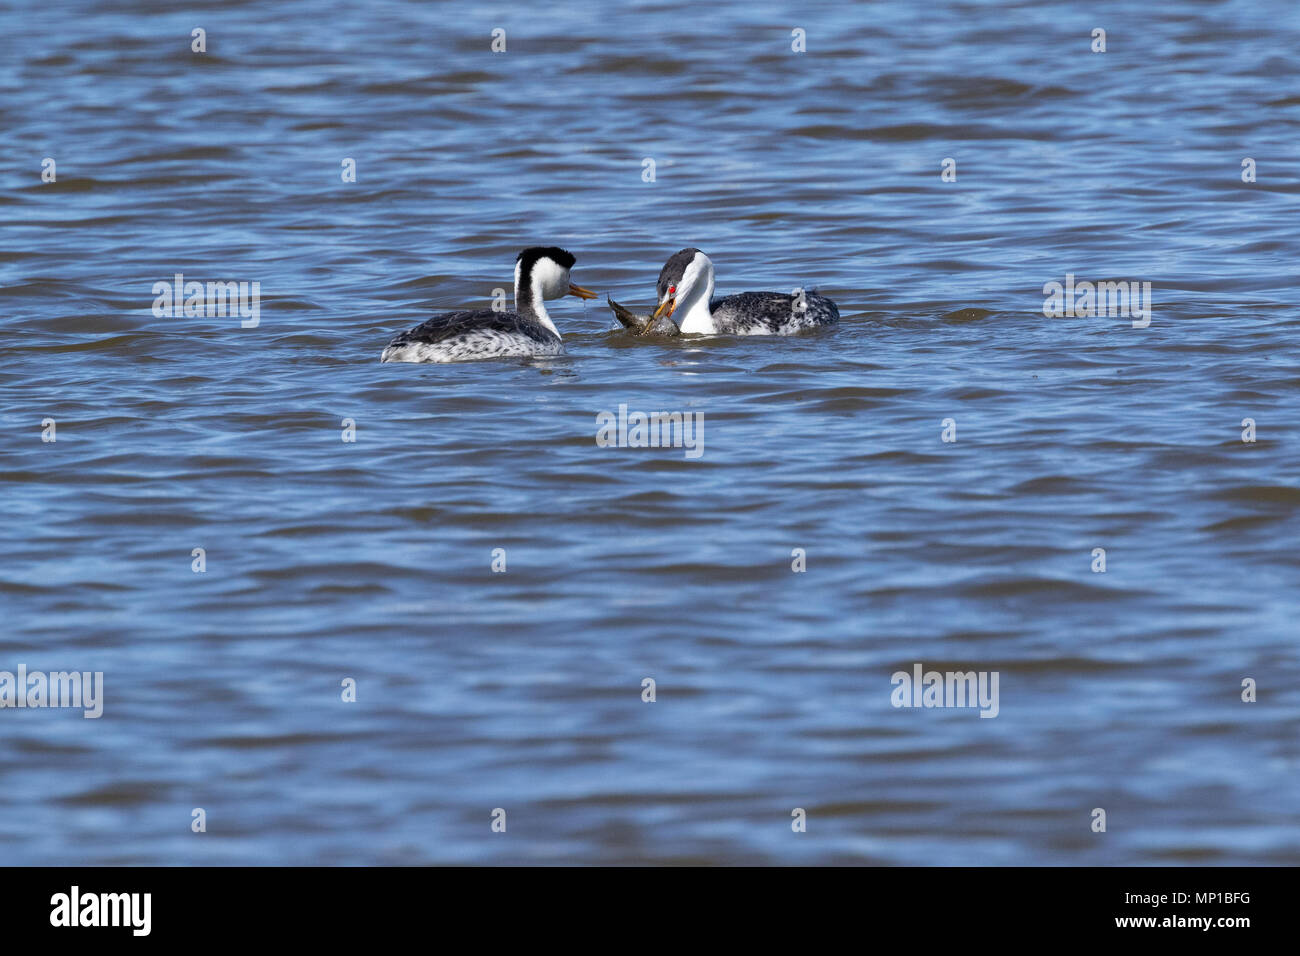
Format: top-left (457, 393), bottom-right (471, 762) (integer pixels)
top-left (381, 247), bottom-right (597, 363)
top-left (647, 248), bottom-right (839, 335)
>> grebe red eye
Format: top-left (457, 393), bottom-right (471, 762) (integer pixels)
top-left (668, 285), bottom-right (676, 294)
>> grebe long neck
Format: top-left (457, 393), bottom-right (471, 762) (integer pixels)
top-left (676, 258), bottom-right (716, 334)
top-left (513, 262), bottom-right (559, 337)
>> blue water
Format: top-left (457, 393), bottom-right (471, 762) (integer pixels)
top-left (1, 0), bottom-right (1298, 864)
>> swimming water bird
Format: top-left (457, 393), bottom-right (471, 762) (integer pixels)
top-left (380, 247), bottom-right (597, 363)
top-left (646, 248), bottom-right (839, 335)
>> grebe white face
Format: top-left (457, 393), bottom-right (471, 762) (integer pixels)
top-left (536, 256), bottom-right (597, 301)
top-left (533, 256), bottom-right (572, 300)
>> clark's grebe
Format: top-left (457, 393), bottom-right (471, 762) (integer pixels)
top-left (380, 247), bottom-right (597, 363)
top-left (649, 248), bottom-right (839, 335)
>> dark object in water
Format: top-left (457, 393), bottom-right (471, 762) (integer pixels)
top-left (607, 296), bottom-right (681, 337)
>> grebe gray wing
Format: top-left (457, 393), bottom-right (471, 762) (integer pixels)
top-left (381, 308), bottom-right (564, 362)
top-left (386, 309), bottom-right (557, 349)
top-left (709, 291), bottom-right (839, 334)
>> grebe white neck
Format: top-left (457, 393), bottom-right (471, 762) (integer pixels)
top-left (513, 257), bottom-right (565, 337)
top-left (675, 252), bottom-right (716, 334)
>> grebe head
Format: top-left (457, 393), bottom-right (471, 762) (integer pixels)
top-left (653, 248), bottom-right (714, 329)
top-left (514, 247), bottom-right (597, 302)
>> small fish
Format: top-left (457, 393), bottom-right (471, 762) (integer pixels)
top-left (607, 296), bottom-right (681, 337)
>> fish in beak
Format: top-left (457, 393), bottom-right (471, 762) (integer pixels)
top-left (608, 296), bottom-right (682, 338)
top-left (568, 283), bottom-right (598, 300)
top-left (608, 296), bottom-right (647, 331)
top-left (652, 296), bottom-right (677, 320)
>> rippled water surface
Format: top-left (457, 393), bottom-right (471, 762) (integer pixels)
top-left (1, 0), bottom-right (1298, 864)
